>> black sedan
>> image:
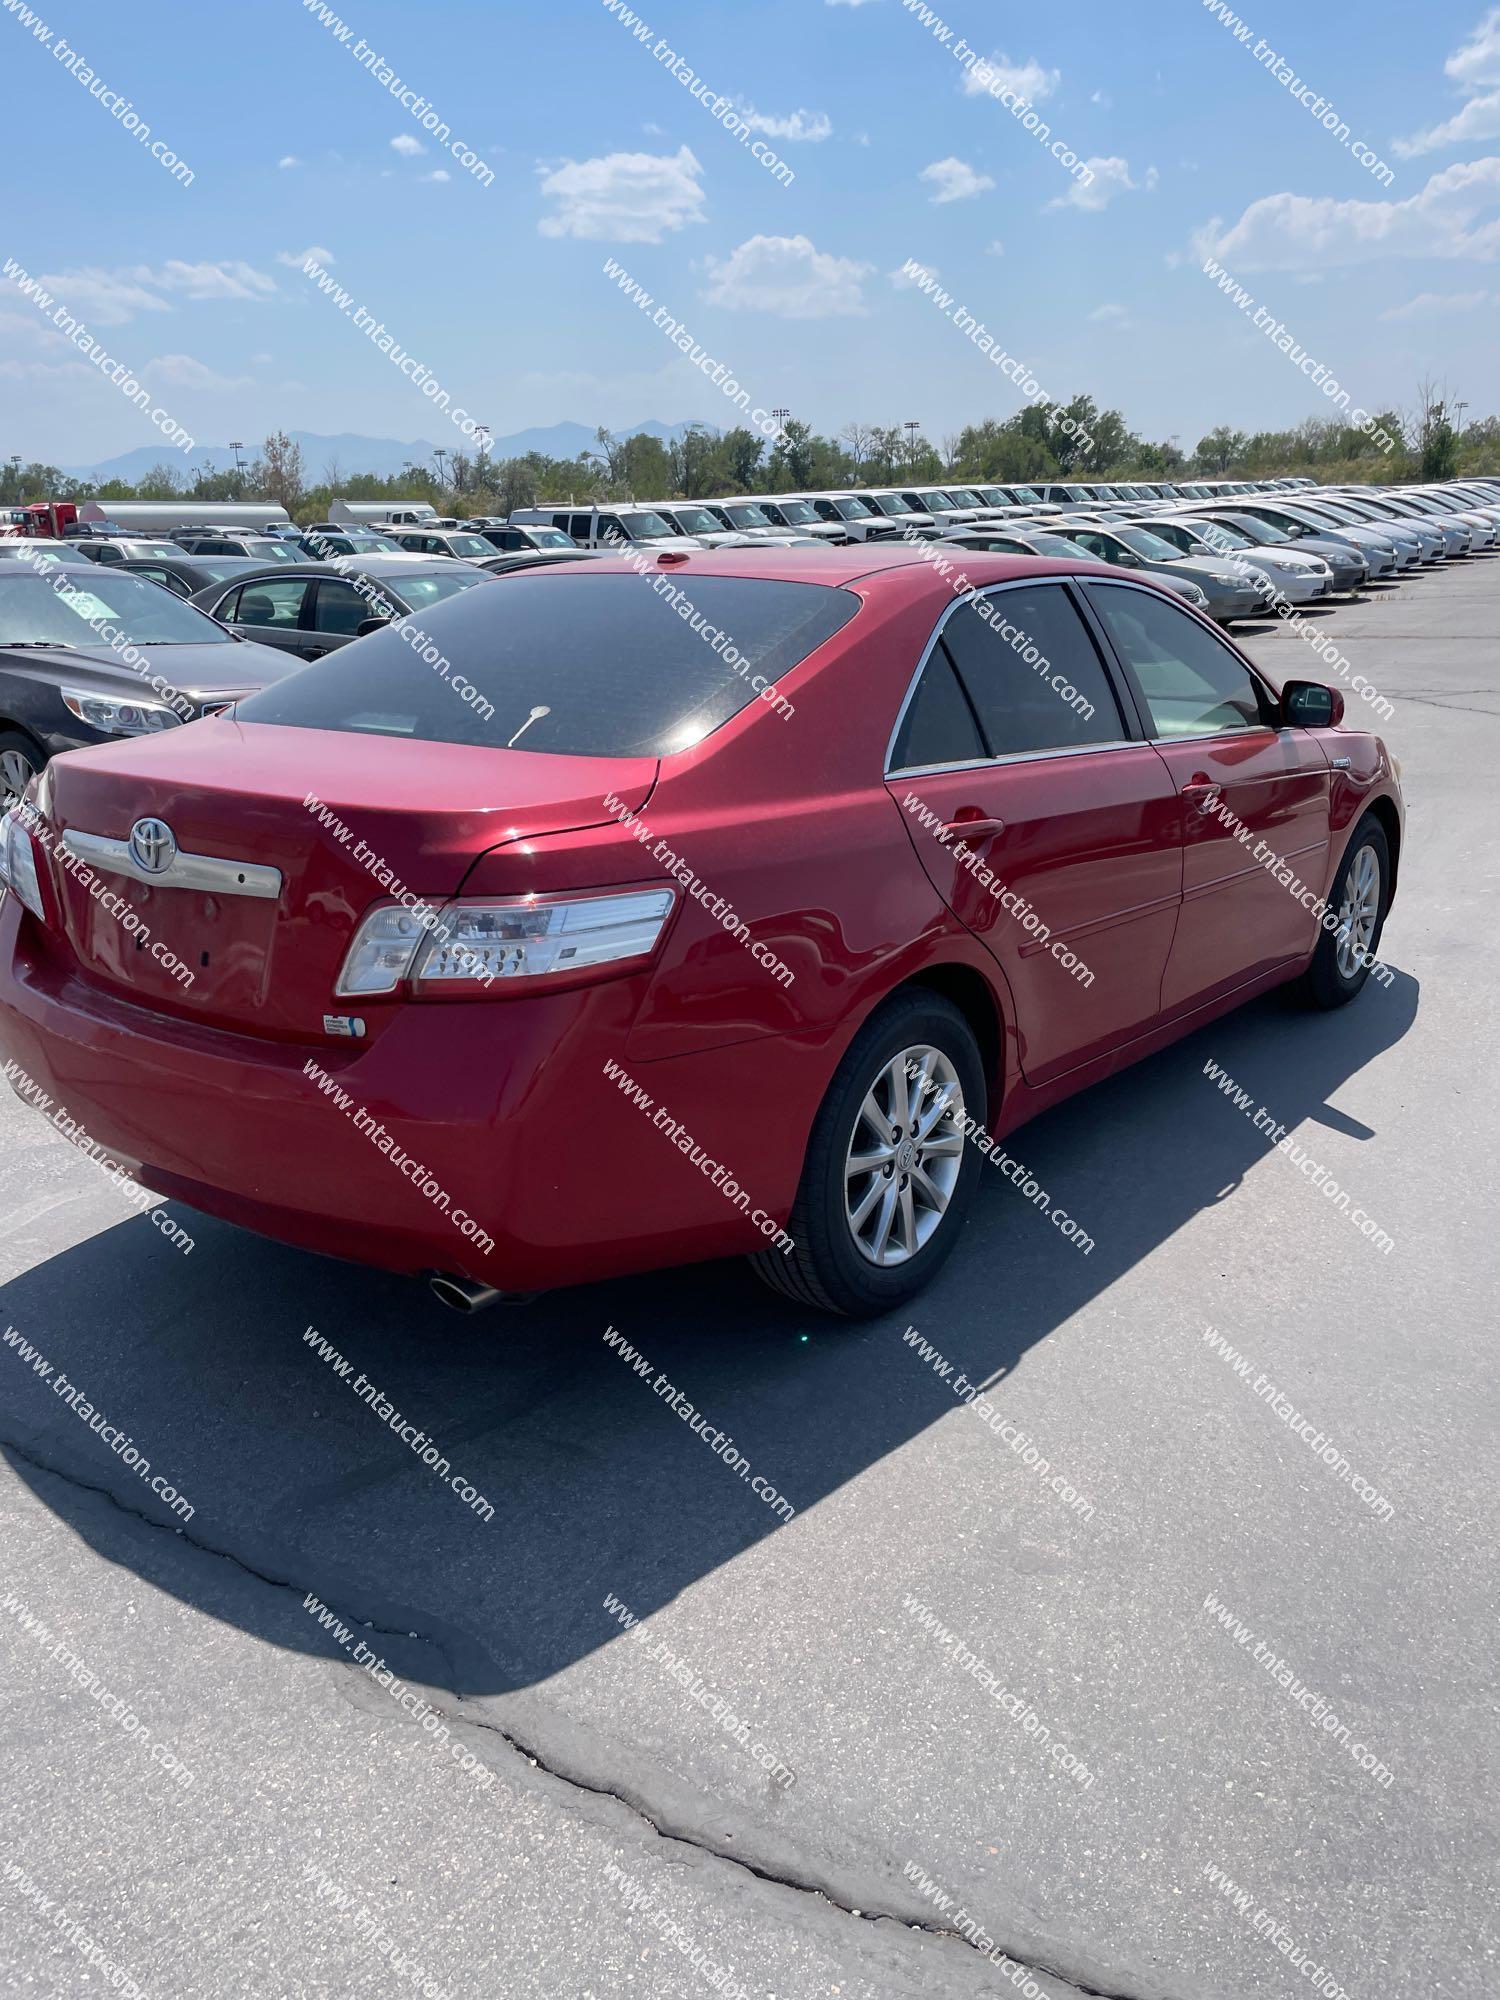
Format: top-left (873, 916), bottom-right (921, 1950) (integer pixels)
top-left (118, 553), bottom-right (279, 599)
top-left (187, 557), bottom-right (496, 661)
top-left (0, 562), bottom-right (297, 807)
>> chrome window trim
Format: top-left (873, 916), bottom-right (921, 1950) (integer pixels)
top-left (61, 829), bottom-right (283, 900)
top-left (882, 573), bottom-right (1134, 779)
top-left (893, 739), bottom-right (1142, 781)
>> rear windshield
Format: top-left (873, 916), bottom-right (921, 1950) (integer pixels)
top-left (235, 572), bottom-right (859, 756)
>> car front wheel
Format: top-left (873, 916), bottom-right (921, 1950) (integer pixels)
top-left (1302, 814), bottom-right (1391, 1008)
top-left (0, 731), bottom-right (43, 813)
top-left (750, 989), bottom-right (987, 1318)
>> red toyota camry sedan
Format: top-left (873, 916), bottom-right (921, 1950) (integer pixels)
top-left (0, 547), bottom-right (1402, 1317)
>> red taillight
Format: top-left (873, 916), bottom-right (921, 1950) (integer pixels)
top-left (334, 888), bottom-right (676, 997)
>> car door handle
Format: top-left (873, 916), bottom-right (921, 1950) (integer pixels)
top-left (942, 815), bottom-right (1006, 843)
top-left (1181, 775), bottom-right (1221, 808)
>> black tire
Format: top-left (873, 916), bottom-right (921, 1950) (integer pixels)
top-left (0, 729), bottom-right (44, 813)
top-left (750, 989), bottom-right (987, 1319)
top-left (1301, 814), bottom-right (1391, 1009)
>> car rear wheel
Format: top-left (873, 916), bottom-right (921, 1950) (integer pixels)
top-left (1302, 814), bottom-right (1391, 1008)
top-left (0, 731), bottom-right (43, 812)
top-left (750, 990), bottom-right (986, 1318)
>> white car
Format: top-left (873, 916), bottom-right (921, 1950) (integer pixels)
top-left (1143, 515), bottom-right (1333, 604)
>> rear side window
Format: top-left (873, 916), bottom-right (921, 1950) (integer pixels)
top-left (234, 573), bottom-right (859, 756)
top-left (940, 585), bottom-right (1125, 754)
top-left (313, 578), bottom-right (383, 634)
top-left (889, 647), bottom-right (986, 771)
top-left (1086, 582), bottom-right (1271, 737)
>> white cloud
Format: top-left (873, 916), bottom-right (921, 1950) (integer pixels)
top-left (888, 261), bottom-right (939, 290)
top-left (278, 155), bottom-right (299, 169)
top-left (143, 354), bottom-right (252, 391)
top-left (1089, 302), bottom-right (1129, 322)
top-left (826, 0), bottom-right (879, 8)
top-left (1048, 157), bottom-right (1153, 211)
top-left (537, 145), bottom-right (706, 241)
top-left (960, 54), bottom-right (1059, 104)
top-left (276, 245), bottom-right (333, 269)
top-left (702, 233), bottom-right (871, 317)
top-left (1379, 288), bottom-right (1492, 319)
top-left (1192, 156), bottom-right (1500, 269)
top-left (1446, 7), bottom-right (1500, 89)
top-left (423, 169), bottom-right (452, 182)
top-left (142, 260), bottom-right (277, 301)
top-left (734, 106), bottom-right (833, 142)
top-left (920, 156), bottom-right (996, 203)
top-left (1091, 89), bottom-right (1111, 107)
top-left (33, 268), bottom-right (169, 325)
top-left (390, 134), bottom-right (425, 157)
top-left (986, 238), bottom-right (1005, 256)
top-left (1396, 12), bottom-right (1500, 155)
top-left (1393, 88), bottom-right (1500, 158)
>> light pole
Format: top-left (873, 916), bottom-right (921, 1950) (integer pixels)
top-left (771, 406), bottom-right (791, 438)
top-left (904, 420), bottom-right (921, 472)
top-left (433, 447), bottom-right (448, 492)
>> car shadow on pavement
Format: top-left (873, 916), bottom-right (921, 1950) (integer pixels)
top-left (1, 972), bottom-right (1418, 1706)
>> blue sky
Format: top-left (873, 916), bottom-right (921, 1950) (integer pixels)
top-left (3, 0), bottom-right (1499, 467)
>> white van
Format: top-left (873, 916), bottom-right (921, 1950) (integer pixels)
top-left (510, 506), bottom-right (699, 551)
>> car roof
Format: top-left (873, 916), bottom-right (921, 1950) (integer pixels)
top-left (205, 558), bottom-right (477, 581)
top-left (123, 552), bottom-right (268, 569)
top-left (492, 541), bottom-right (1126, 599)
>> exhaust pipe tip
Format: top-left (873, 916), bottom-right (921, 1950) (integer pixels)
top-left (428, 1273), bottom-right (506, 1315)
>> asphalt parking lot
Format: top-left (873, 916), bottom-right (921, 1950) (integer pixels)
top-left (1, 559), bottom-right (1495, 2000)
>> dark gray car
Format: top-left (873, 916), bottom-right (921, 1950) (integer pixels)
top-left (0, 561), bottom-right (296, 806)
top-left (189, 558), bottom-right (496, 662)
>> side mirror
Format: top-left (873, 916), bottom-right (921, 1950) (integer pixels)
top-left (1282, 680), bottom-right (1344, 729)
top-left (356, 615), bottom-right (392, 637)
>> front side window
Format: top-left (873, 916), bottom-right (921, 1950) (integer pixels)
top-left (235, 574), bottom-right (858, 756)
top-left (1064, 530), bottom-right (1130, 564)
top-left (1087, 583), bottom-right (1270, 738)
top-left (939, 584), bottom-right (1125, 755)
top-left (227, 578), bottom-right (311, 629)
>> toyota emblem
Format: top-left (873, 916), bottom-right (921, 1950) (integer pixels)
top-left (128, 817), bottom-right (177, 875)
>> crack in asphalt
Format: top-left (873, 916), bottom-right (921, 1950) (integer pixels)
top-left (1, 1431), bottom-right (1160, 2000)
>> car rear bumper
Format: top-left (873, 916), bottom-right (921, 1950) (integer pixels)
top-left (0, 895), bottom-right (810, 1293)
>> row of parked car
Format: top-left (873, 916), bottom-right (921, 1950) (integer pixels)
top-left (0, 473), bottom-right (1494, 806)
top-left (0, 465), bottom-right (1428, 1317)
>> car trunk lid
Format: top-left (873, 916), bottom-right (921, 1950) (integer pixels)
top-left (32, 718), bottom-right (657, 1037)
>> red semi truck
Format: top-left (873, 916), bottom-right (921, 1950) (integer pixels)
top-left (0, 501), bottom-right (80, 538)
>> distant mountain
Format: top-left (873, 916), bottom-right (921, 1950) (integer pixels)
top-left (63, 420), bottom-right (717, 486)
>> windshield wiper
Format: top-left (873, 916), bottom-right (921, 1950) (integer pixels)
top-left (4, 639), bottom-right (83, 649)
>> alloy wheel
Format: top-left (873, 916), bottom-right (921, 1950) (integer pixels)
top-left (0, 747), bottom-right (37, 812)
top-left (844, 1043), bottom-right (967, 1267)
top-left (1335, 843), bottom-right (1380, 980)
